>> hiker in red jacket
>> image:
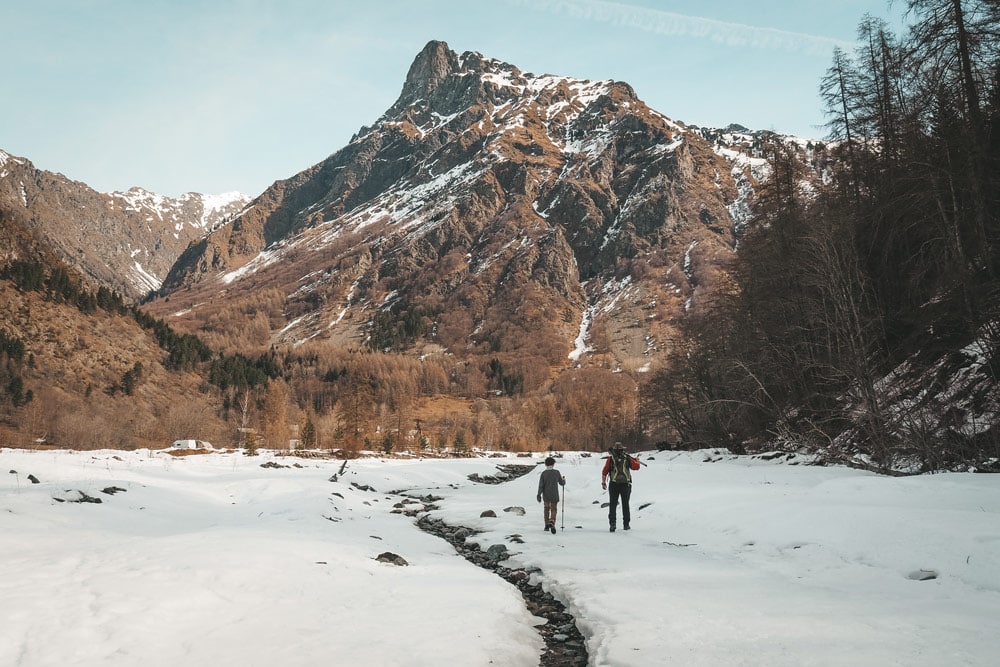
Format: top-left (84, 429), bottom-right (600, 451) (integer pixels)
top-left (601, 443), bottom-right (641, 532)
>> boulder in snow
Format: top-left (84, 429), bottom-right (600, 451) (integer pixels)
top-left (375, 552), bottom-right (408, 566)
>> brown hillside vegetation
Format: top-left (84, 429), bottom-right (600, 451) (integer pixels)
top-left (0, 282), bottom-right (229, 450)
top-left (0, 249), bottom-right (647, 454)
top-left (267, 341), bottom-right (641, 453)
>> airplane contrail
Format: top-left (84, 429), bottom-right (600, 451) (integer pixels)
top-left (505, 0), bottom-right (854, 57)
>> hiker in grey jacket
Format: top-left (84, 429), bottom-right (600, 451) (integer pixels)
top-left (536, 456), bottom-right (565, 534)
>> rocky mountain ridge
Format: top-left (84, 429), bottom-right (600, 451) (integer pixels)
top-left (147, 40), bottom-right (753, 377)
top-left (0, 148), bottom-right (250, 300)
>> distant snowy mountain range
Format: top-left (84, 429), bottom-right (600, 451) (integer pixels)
top-left (0, 148), bottom-right (250, 300)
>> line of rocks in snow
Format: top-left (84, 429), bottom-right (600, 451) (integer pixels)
top-left (8, 470), bottom-right (130, 503)
top-left (466, 463), bottom-right (538, 484)
top-left (415, 512), bottom-right (588, 667)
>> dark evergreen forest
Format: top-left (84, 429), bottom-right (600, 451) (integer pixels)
top-left (647, 0), bottom-right (1000, 471)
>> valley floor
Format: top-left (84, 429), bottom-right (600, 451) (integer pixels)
top-left (1, 447), bottom-right (998, 666)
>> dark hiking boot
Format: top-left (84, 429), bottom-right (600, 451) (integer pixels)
top-left (549, 525), bottom-right (557, 534)
top-left (624, 523), bottom-right (630, 530)
top-left (610, 525), bottom-right (616, 532)
top-left (544, 523), bottom-right (551, 531)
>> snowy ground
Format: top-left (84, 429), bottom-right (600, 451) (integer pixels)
top-left (2, 447), bottom-right (998, 666)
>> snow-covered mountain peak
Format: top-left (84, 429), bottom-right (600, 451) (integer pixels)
top-left (152, 39), bottom-right (740, 372)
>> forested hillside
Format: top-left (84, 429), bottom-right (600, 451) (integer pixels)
top-left (645, 0), bottom-right (1000, 471)
top-left (1, 208), bottom-right (269, 449)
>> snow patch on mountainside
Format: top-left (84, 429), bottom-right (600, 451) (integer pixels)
top-left (0, 149), bottom-right (26, 172)
top-left (570, 276), bottom-right (636, 362)
top-left (221, 242), bottom-right (287, 285)
top-left (727, 164), bottom-right (756, 238)
top-left (198, 191), bottom-right (248, 227)
top-left (474, 62), bottom-right (615, 145)
top-left (569, 304), bottom-right (594, 362)
top-left (600, 170), bottom-right (678, 250)
top-left (331, 279), bottom-right (361, 327)
top-left (131, 260), bottom-right (161, 293)
top-left (110, 188), bottom-right (249, 237)
top-left (563, 125), bottom-right (614, 160)
top-left (111, 188), bottom-right (174, 222)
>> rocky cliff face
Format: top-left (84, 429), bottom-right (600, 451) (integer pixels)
top-left (0, 149), bottom-right (250, 300)
top-left (151, 40), bottom-right (746, 373)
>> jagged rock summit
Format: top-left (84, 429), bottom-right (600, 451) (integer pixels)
top-left (150, 40), bottom-right (746, 373)
top-left (394, 40), bottom-right (463, 109)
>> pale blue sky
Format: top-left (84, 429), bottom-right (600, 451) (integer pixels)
top-left (2, 0), bottom-right (904, 197)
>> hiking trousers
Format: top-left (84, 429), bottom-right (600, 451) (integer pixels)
top-left (608, 481), bottom-right (632, 527)
top-left (543, 500), bottom-right (559, 527)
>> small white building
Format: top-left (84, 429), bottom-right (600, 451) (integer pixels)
top-left (170, 439), bottom-right (213, 450)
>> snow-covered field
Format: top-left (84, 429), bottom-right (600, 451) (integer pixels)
top-left (2, 447), bottom-right (998, 666)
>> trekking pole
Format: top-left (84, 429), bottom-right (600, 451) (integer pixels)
top-left (561, 485), bottom-right (565, 531)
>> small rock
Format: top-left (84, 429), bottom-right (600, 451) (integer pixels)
top-left (375, 552), bottom-right (408, 566)
top-left (907, 568), bottom-right (939, 581)
top-left (503, 506), bottom-right (526, 516)
top-left (485, 544), bottom-right (508, 562)
top-left (480, 510), bottom-right (497, 518)
top-left (28, 474), bottom-right (40, 484)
